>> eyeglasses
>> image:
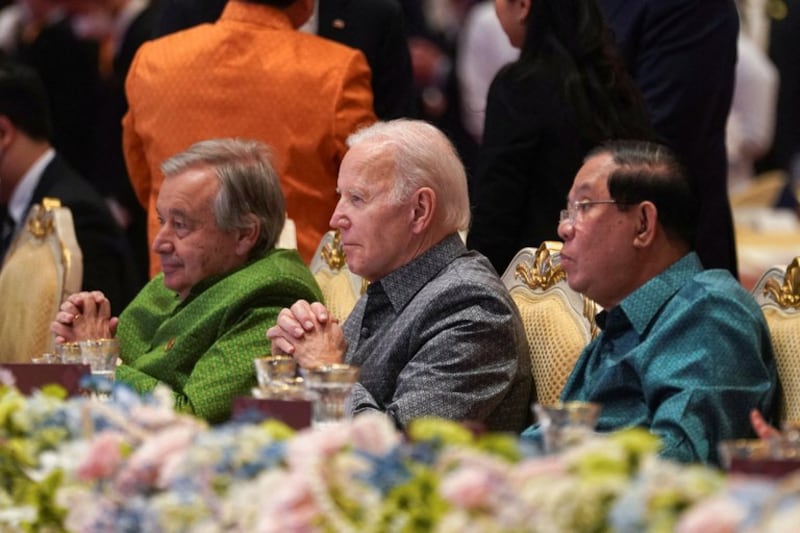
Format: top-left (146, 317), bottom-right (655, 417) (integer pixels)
top-left (558, 200), bottom-right (622, 227)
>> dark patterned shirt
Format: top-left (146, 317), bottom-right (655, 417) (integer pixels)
top-left (343, 234), bottom-right (532, 432)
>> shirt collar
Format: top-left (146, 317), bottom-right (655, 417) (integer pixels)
top-left (616, 252), bottom-right (703, 335)
top-left (220, 1), bottom-right (293, 30)
top-left (8, 148), bottom-right (55, 225)
top-left (378, 233), bottom-right (466, 312)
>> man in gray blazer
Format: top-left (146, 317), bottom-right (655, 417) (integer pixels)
top-left (268, 119), bottom-right (532, 432)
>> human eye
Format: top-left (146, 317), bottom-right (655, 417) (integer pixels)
top-left (575, 201), bottom-right (593, 213)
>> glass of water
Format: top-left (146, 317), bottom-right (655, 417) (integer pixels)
top-left (300, 364), bottom-right (360, 428)
top-left (79, 338), bottom-right (120, 380)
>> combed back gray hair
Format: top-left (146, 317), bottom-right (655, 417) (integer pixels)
top-left (346, 119), bottom-right (471, 233)
top-left (160, 138), bottom-right (285, 258)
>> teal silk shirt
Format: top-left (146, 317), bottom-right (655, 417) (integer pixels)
top-left (527, 253), bottom-right (777, 465)
top-left (114, 249), bottom-right (322, 424)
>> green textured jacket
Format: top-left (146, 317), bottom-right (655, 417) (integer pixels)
top-left (114, 249), bottom-right (322, 423)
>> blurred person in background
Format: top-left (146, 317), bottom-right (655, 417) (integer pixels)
top-left (0, 57), bottom-right (138, 313)
top-left (597, 0), bottom-right (741, 276)
top-left (467, 0), bottom-right (652, 274)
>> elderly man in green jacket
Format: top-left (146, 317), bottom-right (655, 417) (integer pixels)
top-left (51, 138), bottom-right (322, 423)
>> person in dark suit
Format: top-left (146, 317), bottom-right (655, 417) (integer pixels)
top-left (0, 1), bottom-right (100, 180)
top-left (0, 58), bottom-right (140, 314)
top-left (58, 0), bottom-right (157, 285)
top-left (467, 0), bottom-right (652, 275)
top-left (152, 0), bottom-right (414, 120)
top-left (597, 0), bottom-right (740, 276)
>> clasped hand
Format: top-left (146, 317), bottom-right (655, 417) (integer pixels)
top-left (266, 300), bottom-right (346, 369)
top-left (50, 291), bottom-right (118, 344)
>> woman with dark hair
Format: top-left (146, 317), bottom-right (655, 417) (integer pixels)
top-left (467, 0), bottom-right (653, 274)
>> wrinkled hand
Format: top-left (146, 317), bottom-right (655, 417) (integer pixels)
top-left (266, 300), bottom-right (346, 369)
top-left (50, 291), bottom-right (118, 344)
top-left (750, 408), bottom-right (780, 439)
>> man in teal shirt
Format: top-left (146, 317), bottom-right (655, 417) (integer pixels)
top-left (51, 138), bottom-right (322, 423)
top-left (524, 140), bottom-right (777, 465)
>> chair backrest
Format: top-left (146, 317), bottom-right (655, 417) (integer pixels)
top-left (501, 242), bottom-right (598, 405)
top-left (276, 216), bottom-right (297, 250)
top-left (309, 229), bottom-right (366, 322)
top-left (0, 198), bottom-right (82, 362)
top-left (752, 257), bottom-right (800, 422)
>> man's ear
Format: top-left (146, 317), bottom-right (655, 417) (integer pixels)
top-left (633, 201), bottom-right (657, 247)
top-left (0, 115), bottom-right (13, 147)
top-left (518, 0), bottom-right (532, 23)
top-left (234, 214), bottom-right (261, 256)
top-left (410, 187), bottom-right (436, 234)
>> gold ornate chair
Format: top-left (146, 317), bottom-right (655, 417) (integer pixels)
top-left (0, 198), bottom-right (82, 362)
top-left (752, 257), bottom-right (800, 422)
top-left (309, 230), bottom-right (366, 323)
top-left (501, 242), bottom-right (598, 405)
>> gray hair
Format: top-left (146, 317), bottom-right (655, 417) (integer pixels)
top-left (160, 138), bottom-right (285, 258)
top-left (346, 119), bottom-right (471, 233)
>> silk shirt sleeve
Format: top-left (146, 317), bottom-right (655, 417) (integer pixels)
top-left (636, 290), bottom-right (776, 464)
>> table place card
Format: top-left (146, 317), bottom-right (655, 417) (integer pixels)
top-left (231, 396), bottom-right (312, 430)
top-left (1, 363), bottom-right (92, 396)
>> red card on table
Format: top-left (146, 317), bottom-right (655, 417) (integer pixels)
top-left (1, 363), bottom-right (91, 396)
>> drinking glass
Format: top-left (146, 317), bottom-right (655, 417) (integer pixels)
top-left (31, 352), bottom-right (60, 364)
top-left (56, 342), bottom-right (83, 364)
top-left (79, 338), bottom-right (120, 380)
top-left (254, 355), bottom-right (298, 388)
top-left (300, 364), bottom-right (360, 428)
top-left (533, 401), bottom-right (601, 454)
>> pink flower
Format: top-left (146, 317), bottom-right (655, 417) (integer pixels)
top-left (0, 367), bottom-right (15, 387)
top-left (77, 430), bottom-right (127, 481)
top-left (114, 424), bottom-right (198, 493)
top-left (440, 466), bottom-right (498, 510)
top-left (286, 424), bottom-right (352, 471)
top-left (510, 455), bottom-right (566, 482)
top-left (256, 472), bottom-right (320, 533)
top-left (675, 495), bottom-right (747, 533)
top-left (349, 413), bottom-right (401, 455)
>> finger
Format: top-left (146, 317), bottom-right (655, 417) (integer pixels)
top-left (90, 291), bottom-right (107, 304)
top-left (276, 309), bottom-right (306, 338)
top-left (309, 302), bottom-right (330, 323)
top-left (79, 293), bottom-right (99, 319)
top-left (269, 336), bottom-right (295, 355)
top-left (98, 297), bottom-right (112, 321)
top-left (50, 321), bottom-right (73, 342)
top-left (60, 299), bottom-right (81, 315)
top-left (289, 300), bottom-right (317, 331)
top-left (750, 409), bottom-right (780, 439)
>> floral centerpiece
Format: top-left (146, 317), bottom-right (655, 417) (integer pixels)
top-left (2, 370), bottom-right (800, 532)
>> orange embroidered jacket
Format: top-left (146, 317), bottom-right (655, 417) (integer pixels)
top-left (123, 1), bottom-right (375, 276)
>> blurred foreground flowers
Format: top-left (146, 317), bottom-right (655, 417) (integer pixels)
top-left (2, 378), bottom-right (800, 532)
